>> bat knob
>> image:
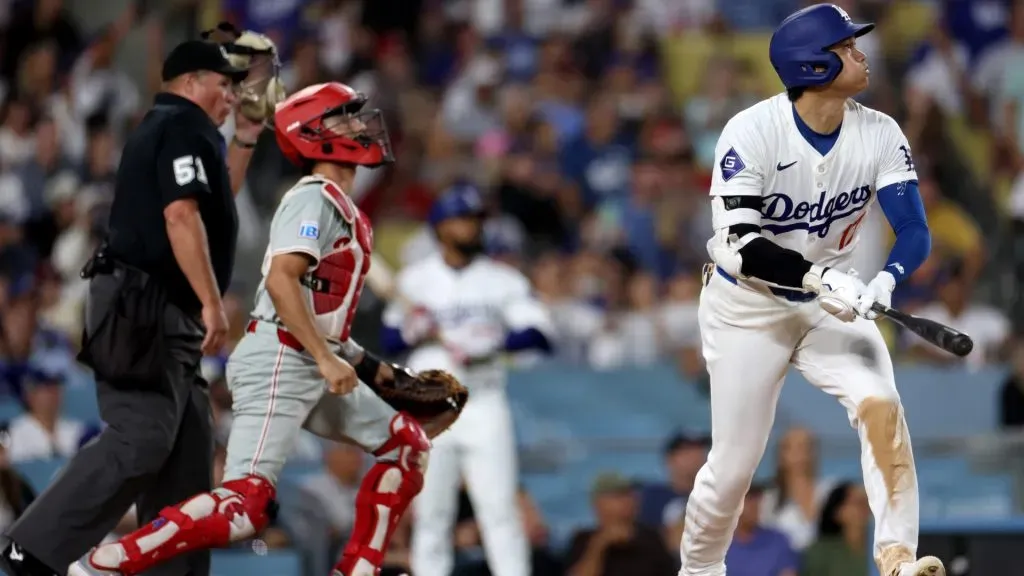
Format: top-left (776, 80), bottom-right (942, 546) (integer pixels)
top-left (951, 335), bottom-right (974, 357)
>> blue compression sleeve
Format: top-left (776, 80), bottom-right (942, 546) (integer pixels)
top-left (504, 328), bottom-right (553, 353)
top-left (380, 326), bottom-right (410, 356)
top-left (876, 180), bottom-right (931, 282)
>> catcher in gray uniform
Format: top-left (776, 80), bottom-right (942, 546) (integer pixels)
top-left (73, 82), bottom-right (468, 576)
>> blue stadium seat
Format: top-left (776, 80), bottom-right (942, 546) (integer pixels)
top-left (507, 363), bottom-right (712, 441)
top-left (0, 397), bottom-right (23, 423)
top-left (274, 479), bottom-right (332, 576)
top-left (61, 377), bottom-right (101, 423)
top-left (211, 550), bottom-right (302, 576)
top-left (776, 366), bottom-right (1007, 441)
top-left (15, 458), bottom-right (68, 493)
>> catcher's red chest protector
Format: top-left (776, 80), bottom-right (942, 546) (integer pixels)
top-left (305, 180), bottom-right (373, 342)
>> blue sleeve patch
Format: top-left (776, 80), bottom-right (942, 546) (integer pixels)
top-left (298, 220), bottom-right (320, 239)
top-left (720, 147), bottom-right (746, 181)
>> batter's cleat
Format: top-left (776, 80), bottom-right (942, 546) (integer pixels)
top-left (67, 551), bottom-right (122, 576)
top-left (896, 556), bottom-right (945, 576)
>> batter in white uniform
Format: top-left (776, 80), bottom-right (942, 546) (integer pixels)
top-left (383, 185), bottom-right (555, 576)
top-left (684, 5), bottom-right (944, 576)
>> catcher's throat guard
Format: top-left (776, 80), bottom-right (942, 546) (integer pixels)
top-left (368, 368), bottom-right (468, 438)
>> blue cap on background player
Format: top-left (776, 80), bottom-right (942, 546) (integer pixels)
top-left (769, 3), bottom-right (874, 89)
top-left (428, 184), bottom-right (485, 227)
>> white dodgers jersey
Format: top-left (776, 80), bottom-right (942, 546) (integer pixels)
top-left (384, 254), bottom-right (555, 388)
top-left (251, 175), bottom-right (373, 343)
top-left (709, 93), bottom-right (918, 270)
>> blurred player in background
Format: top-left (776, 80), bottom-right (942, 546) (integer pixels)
top-left (382, 185), bottom-right (555, 576)
top-left (71, 83), bottom-right (447, 576)
top-left (686, 4), bottom-right (943, 576)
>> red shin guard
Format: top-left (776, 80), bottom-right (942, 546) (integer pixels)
top-left (107, 475), bottom-right (276, 575)
top-left (335, 413), bottom-right (429, 576)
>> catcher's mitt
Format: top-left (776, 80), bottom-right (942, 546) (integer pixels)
top-left (368, 368), bottom-right (468, 439)
top-left (202, 22), bottom-right (287, 124)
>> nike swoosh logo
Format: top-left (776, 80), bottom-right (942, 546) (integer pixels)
top-left (777, 161), bottom-right (798, 171)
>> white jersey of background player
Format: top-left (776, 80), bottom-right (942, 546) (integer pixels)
top-left (382, 185), bottom-right (555, 576)
top-left (686, 5), bottom-right (944, 576)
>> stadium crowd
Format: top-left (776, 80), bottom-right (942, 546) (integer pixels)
top-left (0, 0), bottom-right (1021, 574)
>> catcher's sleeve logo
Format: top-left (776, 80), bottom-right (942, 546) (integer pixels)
top-left (298, 220), bottom-right (320, 239)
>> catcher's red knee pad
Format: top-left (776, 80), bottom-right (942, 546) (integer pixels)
top-left (110, 475), bottom-right (277, 575)
top-left (372, 411), bottom-right (431, 478)
top-left (337, 414), bottom-right (429, 576)
top-left (220, 475), bottom-right (278, 533)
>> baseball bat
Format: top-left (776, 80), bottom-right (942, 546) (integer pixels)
top-left (870, 303), bottom-right (974, 357)
top-left (366, 252), bottom-right (417, 309)
top-left (366, 253), bottom-right (398, 302)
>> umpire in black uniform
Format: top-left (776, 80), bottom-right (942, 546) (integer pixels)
top-left (0, 39), bottom-right (260, 576)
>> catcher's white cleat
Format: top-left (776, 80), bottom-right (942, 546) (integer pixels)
top-left (67, 557), bottom-right (122, 576)
top-left (67, 548), bottom-right (127, 576)
top-left (895, 556), bottom-right (945, 576)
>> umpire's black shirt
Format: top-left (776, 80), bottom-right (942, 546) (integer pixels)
top-left (106, 93), bottom-right (238, 315)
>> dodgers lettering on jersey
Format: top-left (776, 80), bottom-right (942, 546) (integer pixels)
top-left (709, 93), bottom-right (917, 270)
top-left (761, 185), bottom-right (872, 237)
top-left (251, 175), bottom-right (373, 343)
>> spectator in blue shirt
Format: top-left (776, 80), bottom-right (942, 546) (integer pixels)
top-left (725, 484), bottom-right (799, 576)
top-left (944, 0), bottom-right (1012, 64)
top-left (222, 0), bottom-right (305, 61)
top-left (559, 95), bottom-right (635, 209)
top-left (607, 155), bottom-right (677, 276)
top-left (487, 0), bottom-right (538, 83)
top-left (638, 432), bottom-right (708, 528)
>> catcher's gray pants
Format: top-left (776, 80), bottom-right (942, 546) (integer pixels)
top-left (224, 320), bottom-right (397, 485)
top-left (4, 273), bottom-right (212, 576)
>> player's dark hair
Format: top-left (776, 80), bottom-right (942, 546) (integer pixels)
top-left (787, 87), bottom-right (805, 102)
top-left (817, 482), bottom-right (855, 537)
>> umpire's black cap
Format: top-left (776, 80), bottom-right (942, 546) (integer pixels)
top-left (161, 40), bottom-right (248, 83)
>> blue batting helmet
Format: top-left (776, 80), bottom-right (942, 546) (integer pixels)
top-left (428, 184), bottom-right (485, 227)
top-left (769, 3), bottom-right (874, 90)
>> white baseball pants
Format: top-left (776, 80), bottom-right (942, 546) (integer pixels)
top-left (681, 271), bottom-right (920, 576)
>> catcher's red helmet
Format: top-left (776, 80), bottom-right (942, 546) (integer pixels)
top-left (273, 82), bottom-right (394, 168)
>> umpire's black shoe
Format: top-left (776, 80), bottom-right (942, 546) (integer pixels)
top-left (0, 541), bottom-right (59, 576)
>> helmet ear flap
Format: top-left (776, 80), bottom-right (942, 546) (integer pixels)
top-left (812, 51), bottom-right (844, 85)
top-left (788, 51), bottom-right (843, 88)
top-left (826, 51), bottom-right (844, 83)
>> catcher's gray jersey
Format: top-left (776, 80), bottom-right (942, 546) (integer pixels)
top-left (251, 174), bottom-right (373, 343)
top-left (225, 175), bottom-right (392, 486)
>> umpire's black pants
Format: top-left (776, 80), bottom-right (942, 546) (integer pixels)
top-left (5, 273), bottom-right (213, 576)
